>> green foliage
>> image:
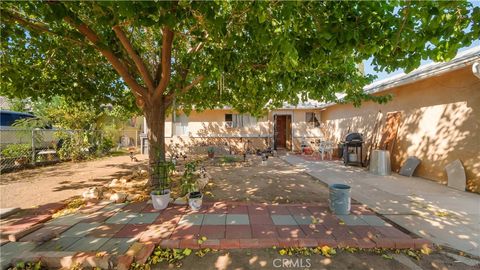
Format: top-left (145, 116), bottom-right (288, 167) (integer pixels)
top-left (1, 143), bottom-right (31, 159)
top-left (181, 161), bottom-right (199, 196)
top-left (98, 137), bottom-right (114, 154)
top-left (55, 130), bottom-right (90, 161)
top-left (151, 161), bottom-right (175, 194)
top-left (6, 98), bottom-right (29, 112)
top-left (7, 261), bottom-right (43, 270)
top-left (220, 155), bottom-right (240, 164)
top-left (207, 147), bottom-right (215, 154)
top-left (130, 246), bottom-right (194, 269)
top-left (2, 1), bottom-right (477, 114)
top-left (12, 117), bottom-right (51, 129)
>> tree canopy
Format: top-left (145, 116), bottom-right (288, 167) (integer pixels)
top-left (2, 1), bottom-right (478, 114)
top-left (1, 1), bottom-right (479, 170)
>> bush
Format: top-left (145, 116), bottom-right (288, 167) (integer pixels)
top-left (55, 131), bottom-right (91, 161)
top-left (99, 137), bottom-right (114, 154)
top-left (1, 144), bottom-right (32, 159)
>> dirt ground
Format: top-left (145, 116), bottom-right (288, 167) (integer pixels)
top-left (206, 156), bottom-right (330, 203)
top-left (151, 248), bottom-right (477, 270)
top-left (0, 154), bottom-right (477, 269)
top-left (0, 154), bottom-right (148, 208)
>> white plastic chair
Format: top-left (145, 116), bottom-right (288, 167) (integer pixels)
top-left (319, 141), bottom-right (334, 160)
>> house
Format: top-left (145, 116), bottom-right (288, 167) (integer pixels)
top-left (142, 46), bottom-right (480, 193)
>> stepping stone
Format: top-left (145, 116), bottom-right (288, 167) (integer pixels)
top-left (105, 212), bottom-right (138, 224)
top-left (34, 237), bottom-right (81, 251)
top-left (19, 225), bottom-right (70, 242)
top-left (226, 214), bottom-right (249, 225)
top-left (399, 156), bottom-right (421, 177)
top-left (47, 213), bottom-right (89, 226)
top-left (128, 213), bottom-right (160, 224)
top-left (65, 237), bottom-right (110, 252)
top-left (203, 214), bottom-right (226, 225)
top-left (445, 159), bottom-right (466, 191)
top-left (178, 214), bottom-right (204, 226)
top-left (271, 215), bottom-right (297, 225)
top-left (337, 215), bottom-right (369, 226)
top-left (0, 208), bottom-right (20, 218)
top-left (60, 223), bottom-right (101, 237)
top-left (358, 215), bottom-right (391, 227)
top-left (98, 237), bottom-right (136, 255)
top-left (292, 215), bottom-right (314, 225)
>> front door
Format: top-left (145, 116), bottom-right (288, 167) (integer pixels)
top-left (275, 115), bottom-right (291, 150)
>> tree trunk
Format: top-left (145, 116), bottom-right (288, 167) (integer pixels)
top-left (144, 98), bottom-right (167, 187)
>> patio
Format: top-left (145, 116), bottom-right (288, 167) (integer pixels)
top-left (0, 198), bottom-right (429, 269)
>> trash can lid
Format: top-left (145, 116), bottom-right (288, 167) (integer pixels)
top-left (329, 183), bottom-right (351, 190)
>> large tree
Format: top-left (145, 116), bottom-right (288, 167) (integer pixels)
top-left (1, 1), bottom-right (478, 185)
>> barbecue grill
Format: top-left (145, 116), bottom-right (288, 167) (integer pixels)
top-left (342, 132), bottom-right (364, 166)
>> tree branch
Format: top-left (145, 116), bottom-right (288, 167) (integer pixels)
top-left (165, 75), bottom-right (205, 106)
top-left (153, 27), bottom-right (174, 101)
top-left (188, 42), bottom-right (204, 54)
top-left (63, 16), bottom-right (148, 101)
top-left (112, 25), bottom-right (155, 92)
top-left (2, 10), bottom-right (89, 47)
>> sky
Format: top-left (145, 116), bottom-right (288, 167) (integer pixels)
top-left (364, 1), bottom-right (480, 81)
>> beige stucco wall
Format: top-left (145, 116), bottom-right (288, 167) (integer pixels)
top-left (320, 65), bottom-right (480, 193)
top-left (157, 108), bottom-right (323, 154)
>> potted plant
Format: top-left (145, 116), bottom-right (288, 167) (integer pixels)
top-left (207, 146), bottom-right (215, 158)
top-left (181, 161), bottom-right (203, 211)
top-left (150, 161), bottom-right (174, 210)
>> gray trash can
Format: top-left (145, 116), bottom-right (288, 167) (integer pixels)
top-left (329, 184), bottom-right (351, 215)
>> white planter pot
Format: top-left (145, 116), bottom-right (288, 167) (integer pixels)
top-left (188, 192), bottom-right (203, 211)
top-left (151, 189), bottom-right (170, 210)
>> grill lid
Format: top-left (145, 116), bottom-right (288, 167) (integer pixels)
top-left (345, 132), bottom-right (363, 142)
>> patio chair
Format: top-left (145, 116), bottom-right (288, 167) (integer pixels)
top-left (319, 141), bottom-right (334, 160)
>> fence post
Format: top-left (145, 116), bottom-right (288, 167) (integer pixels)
top-left (31, 129), bottom-right (36, 165)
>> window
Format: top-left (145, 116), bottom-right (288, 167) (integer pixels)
top-left (225, 113), bottom-right (257, 128)
top-left (306, 112), bottom-right (320, 128)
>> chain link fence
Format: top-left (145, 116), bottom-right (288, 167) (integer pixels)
top-left (0, 129), bottom-right (112, 172)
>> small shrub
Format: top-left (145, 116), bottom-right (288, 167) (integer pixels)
top-left (98, 137), bottom-right (114, 154)
top-left (55, 131), bottom-right (91, 161)
top-left (1, 144), bottom-right (32, 159)
top-left (180, 161), bottom-right (199, 196)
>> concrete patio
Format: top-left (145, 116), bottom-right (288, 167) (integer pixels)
top-left (283, 155), bottom-right (480, 257)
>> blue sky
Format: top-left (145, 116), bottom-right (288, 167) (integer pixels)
top-left (364, 1), bottom-right (480, 81)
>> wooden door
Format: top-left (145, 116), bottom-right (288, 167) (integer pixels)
top-left (275, 115), bottom-right (287, 148)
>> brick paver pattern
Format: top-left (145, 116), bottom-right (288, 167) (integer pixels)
top-left (1, 200), bottom-right (431, 267)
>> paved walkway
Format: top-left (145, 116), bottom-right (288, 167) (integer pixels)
top-left (283, 155), bottom-right (480, 257)
top-left (0, 200), bottom-right (429, 269)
